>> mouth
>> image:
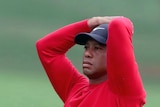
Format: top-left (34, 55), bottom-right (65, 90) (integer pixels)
top-left (83, 61), bottom-right (92, 68)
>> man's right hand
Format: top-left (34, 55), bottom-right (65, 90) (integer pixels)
top-left (87, 16), bottom-right (123, 29)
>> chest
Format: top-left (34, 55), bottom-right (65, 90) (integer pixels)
top-left (64, 84), bottom-right (119, 107)
top-left (64, 84), bottom-right (141, 107)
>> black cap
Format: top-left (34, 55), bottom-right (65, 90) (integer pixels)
top-left (75, 24), bottom-right (108, 45)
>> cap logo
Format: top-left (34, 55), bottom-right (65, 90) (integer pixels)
top-left (93, 27), bottom-right (105, 31)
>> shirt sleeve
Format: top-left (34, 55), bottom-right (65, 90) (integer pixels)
top-left (107, 17), bottom-right (146, 97)
top-left (36, 20), bottom-right (91, 102)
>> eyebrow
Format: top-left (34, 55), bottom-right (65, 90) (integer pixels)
top-left (85, 42), bottom-right (106, 48)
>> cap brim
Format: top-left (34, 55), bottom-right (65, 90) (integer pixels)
top-left (74, 33), bottom-right (106, 45)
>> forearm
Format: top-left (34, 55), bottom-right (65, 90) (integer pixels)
top-left (36, 20), bottom-right (91, 54)
top-left (107, 17), bottom-right (145, 96)
top-left (36, 19), bottom-right (91, 101)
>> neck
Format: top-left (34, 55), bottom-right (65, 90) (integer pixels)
top-left (89, 74), bottom-right (107, 84)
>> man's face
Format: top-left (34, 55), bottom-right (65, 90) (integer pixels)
top-left (82, 39), bottom-right (107, 79)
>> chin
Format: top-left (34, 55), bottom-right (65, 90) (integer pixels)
top-left (83, 71), bottom-right (97, 79)
top-left (83, 69), bottom-right (93, 76)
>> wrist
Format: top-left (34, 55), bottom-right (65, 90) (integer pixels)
top-left (87, 17), bottom-right (100, 29)
top-left (87, 16), bottom-right (122, 29)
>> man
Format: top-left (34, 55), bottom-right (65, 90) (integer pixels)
top-left (36, 16), bottom-right (146, 107)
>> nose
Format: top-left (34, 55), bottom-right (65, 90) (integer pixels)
top-left (84, 49), bottom-right (93, 58)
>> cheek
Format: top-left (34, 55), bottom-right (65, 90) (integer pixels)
top-left (100, 58), bottom-right (106, 68)
top-left (95, 54), bottom-right (106, 68)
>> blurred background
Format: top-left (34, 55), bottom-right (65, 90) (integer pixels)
top-left (0, 0), bottom-right (160, 106)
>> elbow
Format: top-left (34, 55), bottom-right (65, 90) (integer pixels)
top-left (109, 17), bottom-right (134, 37)
top-left (36, 38), bottom-right (45, 52)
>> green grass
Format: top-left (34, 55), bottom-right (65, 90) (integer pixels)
top-left (143, 79), bottom-right (160, 107)
top-left (0, 70), bottom-right (63, 107)
top-left (0, 70), bottom-right (160, 107)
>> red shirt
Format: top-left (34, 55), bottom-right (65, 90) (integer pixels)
top-left (36, 18), bottom-right (146, 107)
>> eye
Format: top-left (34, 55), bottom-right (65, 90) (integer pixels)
top-left (84, 45), bottom-right (89, 50)
top-left (94, 46), bottom-right (102, 50)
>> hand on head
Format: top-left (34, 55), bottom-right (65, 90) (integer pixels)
top-left (88, 16), bottom-right (123, 29)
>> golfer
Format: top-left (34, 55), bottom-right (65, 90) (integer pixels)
top-left (36, 16), bottom-right (146, 107)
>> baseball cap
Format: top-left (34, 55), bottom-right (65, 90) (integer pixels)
top-left (75, 24), bottom-right (108, 45)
